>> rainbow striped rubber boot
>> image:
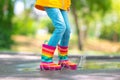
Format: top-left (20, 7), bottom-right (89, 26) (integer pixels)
top-left (40, 44), bottom-right (61, 71)
top-left (58, 45), bottom-right (77, 70)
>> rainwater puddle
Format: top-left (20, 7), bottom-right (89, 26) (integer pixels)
top-left (16, 58), bottom-right (120, 72)
top-left (16, 62), bottom-right (40, 72)
top-left (83, 60), bottom-right (120, 70)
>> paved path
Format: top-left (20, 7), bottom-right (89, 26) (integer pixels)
top-left (0, 52), bottom-right (120, 80)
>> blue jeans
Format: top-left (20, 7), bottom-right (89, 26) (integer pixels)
top-left (45, 7), bottom-right (71, 47)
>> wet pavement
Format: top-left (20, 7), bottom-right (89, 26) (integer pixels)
top-left (0, 52), bottom-right (120, 80)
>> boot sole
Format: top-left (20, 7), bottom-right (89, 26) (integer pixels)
top-left (61, 64), bottom-right (77, 70)
top-left (40, 66), bottom-right (61, 71)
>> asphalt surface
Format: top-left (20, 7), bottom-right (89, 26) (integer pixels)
top-left (0, 52), bottom-right (120, 80)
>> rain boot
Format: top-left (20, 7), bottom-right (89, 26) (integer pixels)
top-left (40, 44), bottom-right (61, 70)
top-left (58, 45), bottom-right (77, 70)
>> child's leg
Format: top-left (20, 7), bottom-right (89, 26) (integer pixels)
top-left (40, 8), bottom-right (66, 70)
top-left (59, 10), bottom-right (71, 47)
top-left (58, 10), bottom-right (77, 70)
top-left (45, 7), bottom-right (66, 47)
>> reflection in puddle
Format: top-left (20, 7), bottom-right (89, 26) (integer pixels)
top-left (16, 62), bottom-right (40, 72)
top-left (70, 58), bottom-right (120, 70)
top-left (17, 68), bottom-right (37, 72)
top-left (84, 61), bottom-right (120, 70)
top-left (16, 59), bottom-right (120, 72)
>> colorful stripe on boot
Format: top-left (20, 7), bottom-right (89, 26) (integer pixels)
top-left (58, 45), bottom-right (68, 61)
top-left (41, 44), bottom-right (56, 62)
top-left (58, 45), bottom-right (77, 70)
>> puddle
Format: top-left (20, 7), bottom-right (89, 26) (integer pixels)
top-left (16, 58), bottom-right (120, 72)
top-left (16, 62), bottom-right (40, 72)
top-left (70, 57), bottom-right (120, 70)
top-left (84, 61), bottom-right (120, 70)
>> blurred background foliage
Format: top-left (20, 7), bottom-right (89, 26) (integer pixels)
top-left (0, 0), bottom-right (120, 53)
top-left (0, 0), bottom-right (14, 49)
top-left (12, 10), bottom-right (36, 35)
top-left (39, 18), bottom-right (54, 34)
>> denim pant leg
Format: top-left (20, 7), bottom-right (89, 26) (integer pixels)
top-left (45, 8), bottom-right (66, 47)
top-left (59, 10), bottom-right (71, 47)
